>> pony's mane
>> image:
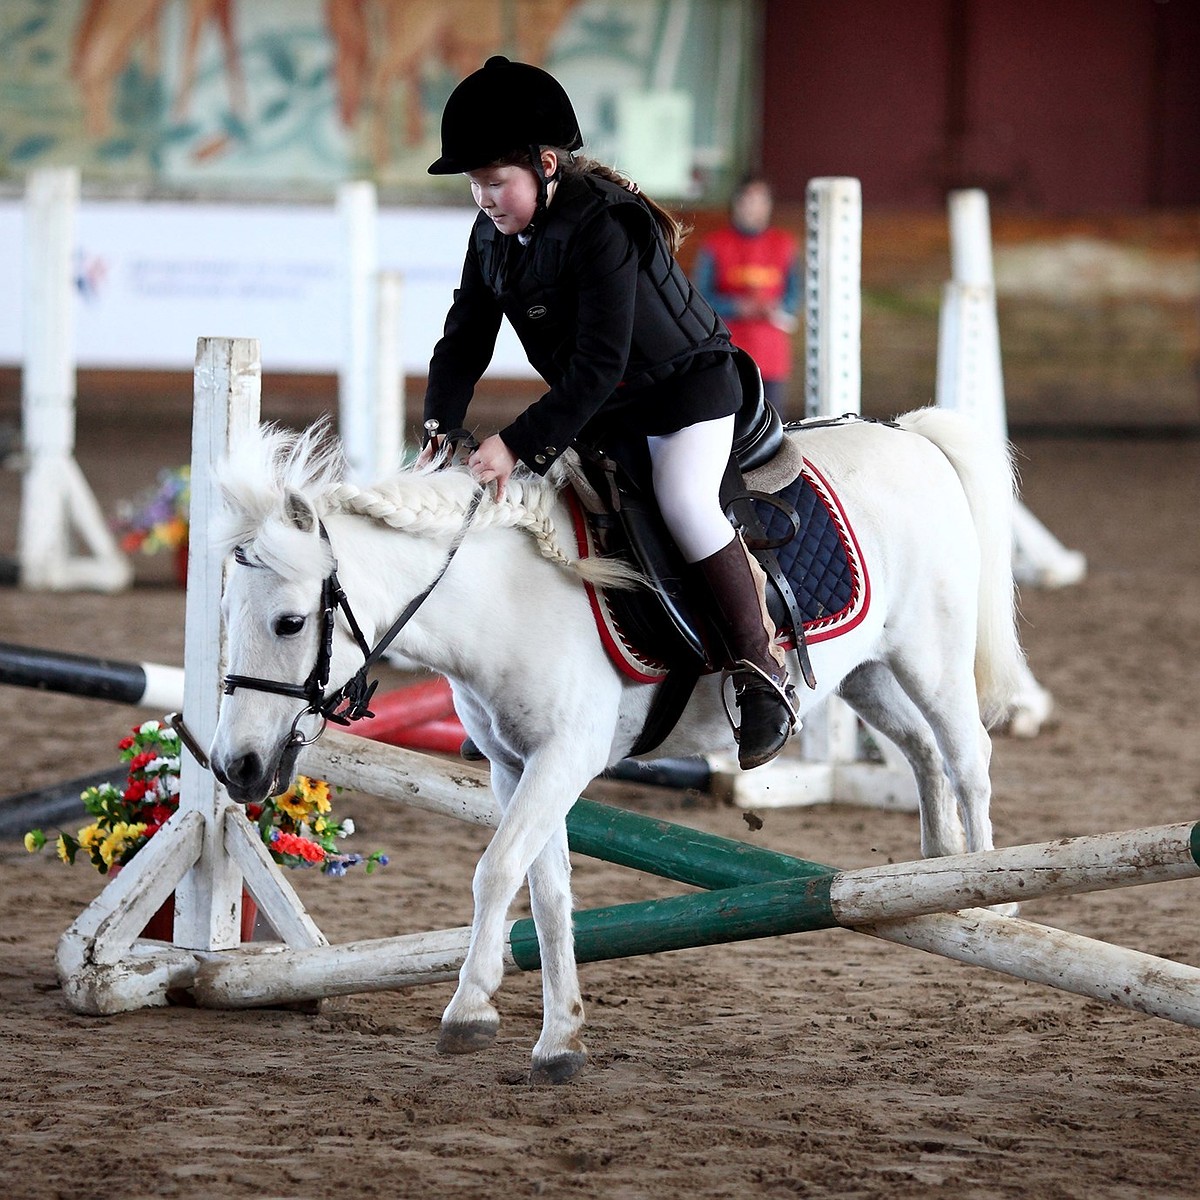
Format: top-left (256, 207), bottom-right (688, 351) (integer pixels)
top-left (216, 420), bottom-right (640, 589)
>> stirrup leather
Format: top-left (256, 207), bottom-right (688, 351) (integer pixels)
top-left (719, 658), bottom-right (800, 744)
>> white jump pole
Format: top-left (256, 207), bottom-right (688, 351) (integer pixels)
top-left (18, 167), bottom-right (131, 593)
top-left (722, 178), bottom-right (916, 812)
top-left (937, 189), bottom-right (1086, 590)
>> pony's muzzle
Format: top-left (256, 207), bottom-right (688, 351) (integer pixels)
top-left (212, 749), bottom-right (271, 803)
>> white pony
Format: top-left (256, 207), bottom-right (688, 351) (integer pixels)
top-left (210, 408), bottom-right (1024, 1084)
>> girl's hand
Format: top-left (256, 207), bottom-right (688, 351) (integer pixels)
top-left (468, 434), bottom-right (518, 501)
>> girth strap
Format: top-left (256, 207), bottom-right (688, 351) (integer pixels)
top-left (627, 664), bottom-right (703, 758)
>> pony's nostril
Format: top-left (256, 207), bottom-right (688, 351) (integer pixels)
top-left (227, 752), bottom-right (263, 789)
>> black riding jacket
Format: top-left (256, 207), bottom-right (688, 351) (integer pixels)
top-left (423, 172), bottom-right (736, 474)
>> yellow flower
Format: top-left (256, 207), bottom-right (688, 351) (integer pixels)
top-left (99, 822), bottom-right (148, 866)
top-left (302, 777), bottom-right (332, 814)
top-left (24, 831), bottom-right (45, 853)
top-left (78, 824), bottom-right (105, 850)
top-left (56, 835), bottom-right (71, 864)
top-left (160, 515), bottom-right (188, 547)
top-left (273, 788), bottom-right (311, 822)
top-left (273, 776), bottom-right (332, 820)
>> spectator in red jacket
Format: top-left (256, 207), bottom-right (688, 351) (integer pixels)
top-left (693, 176), bottom-right (800, 416)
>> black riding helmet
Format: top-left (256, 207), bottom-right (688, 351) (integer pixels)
top-left (427, 55), bottom-right (583, 178)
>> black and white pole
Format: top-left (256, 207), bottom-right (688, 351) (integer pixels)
top-left (0, 641), bottom-right (183, 709)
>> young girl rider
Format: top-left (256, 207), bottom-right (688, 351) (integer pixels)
top-left (420, 55), bottom-right (796, 770)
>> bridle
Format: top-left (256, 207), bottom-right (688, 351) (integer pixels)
top-left (221, 485), bottom-right (483, 755)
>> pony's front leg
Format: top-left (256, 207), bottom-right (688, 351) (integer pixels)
top-left (436, 756), bottom-right (520, 1056)
top-left (437, 755), bottom-right (592, 1074)
top-left (525, 825), bottom-right (586, 1084)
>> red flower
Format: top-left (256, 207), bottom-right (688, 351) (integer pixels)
top-left (118, 736), bottom-right (136, 751)
top-left (129, 751), bottom-right (155, 773)
top-left (123, 779), bottom-right (149, 802)
top-left (246, 803), bottom-right (263, 820)
top-left (272, 832), bottom-right (325, 863)
top-left (149, 804), bottom-right (175, 825)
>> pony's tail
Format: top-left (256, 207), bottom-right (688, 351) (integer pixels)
top-left (895, 407), bottom-right (1026, 725)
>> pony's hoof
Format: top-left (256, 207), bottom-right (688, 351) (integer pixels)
top-left (529, 1050), bottom-right (587, 1085)
top-left (437, 1019), bottom-right (498, 1055)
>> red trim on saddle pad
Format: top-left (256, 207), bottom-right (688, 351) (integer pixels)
top-left (794, 458), bottom-right (871, 644)
top-left (567, 491), bottom-right (671, 683)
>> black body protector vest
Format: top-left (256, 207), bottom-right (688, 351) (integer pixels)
top-left (472, 174), bottom-right (731, 394)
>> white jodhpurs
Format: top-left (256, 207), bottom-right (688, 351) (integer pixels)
top-left (646, 414), bottom-right (736, 564)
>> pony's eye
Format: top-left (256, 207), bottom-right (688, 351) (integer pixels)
top-left (273, 615), bottom-right (306, 637)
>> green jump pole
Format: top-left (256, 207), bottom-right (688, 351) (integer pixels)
top-left (564, 797), bottom-right (834, 889)
top-left (509, 873), bottom-right (837, 970)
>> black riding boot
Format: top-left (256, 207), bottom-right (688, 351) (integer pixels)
top-left (696, 536), bottom-right (798, 770)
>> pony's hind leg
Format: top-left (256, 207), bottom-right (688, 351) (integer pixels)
top-left (884, 653), bottom-right (999, 858)
top-left (869, 656), bottom-right (1015, 915)
top-left (866, 656), bottom-right (1015, 910)
top-left (838, 662), bottom-right (967, 857)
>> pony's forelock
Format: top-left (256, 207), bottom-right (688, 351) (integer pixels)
top-left (215, 418), bottom-right (344, 566)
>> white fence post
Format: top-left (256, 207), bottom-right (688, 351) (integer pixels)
top-left (804, 177), bottom-right (861, 419)
top-left (338, 180), bottom-right (379, 483)
top-left (375, 269), bottom-right (405, 470)
top-left (18, 167), bottom-right (131, 593)
top-left (338, 183), bottom-right (404, 480)
top-left (721, 178), bottom-right (916, 811)
top-left (171, 338), bottom-right (262, 950)
top-left (935, 189), bottom-right (1077, 736)
top-left (57, 336), bottom-right (328, 1013)
top-left (799, 178), bottom-right (866, 767)
top-left (937, 189), bottom-right (1086, 589)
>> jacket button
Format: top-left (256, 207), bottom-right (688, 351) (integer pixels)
top-left (534, 453), bottom-right (547, 465)
top-left (545, 446), bottom-right (557, 456)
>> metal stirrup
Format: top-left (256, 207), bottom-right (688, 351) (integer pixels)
top-left (719, 659), bottom-right (800, 742)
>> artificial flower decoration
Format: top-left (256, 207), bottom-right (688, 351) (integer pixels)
top-left (26, 719), bottom-right (386, 877)
top-left (114, 466), bottom-right (191, 554)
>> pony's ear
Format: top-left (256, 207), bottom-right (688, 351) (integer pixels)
top-left (282, 489), bottom-right (318, 533)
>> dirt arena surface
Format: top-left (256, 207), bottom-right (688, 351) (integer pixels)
top-left (2, 405), bottom-right (1200, 1199)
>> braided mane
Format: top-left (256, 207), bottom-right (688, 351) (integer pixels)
top-left (216, 420), bottom-right (639, 589)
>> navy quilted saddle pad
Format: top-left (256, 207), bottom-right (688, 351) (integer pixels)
top-left (752, 468), bottom-right (857, 630)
